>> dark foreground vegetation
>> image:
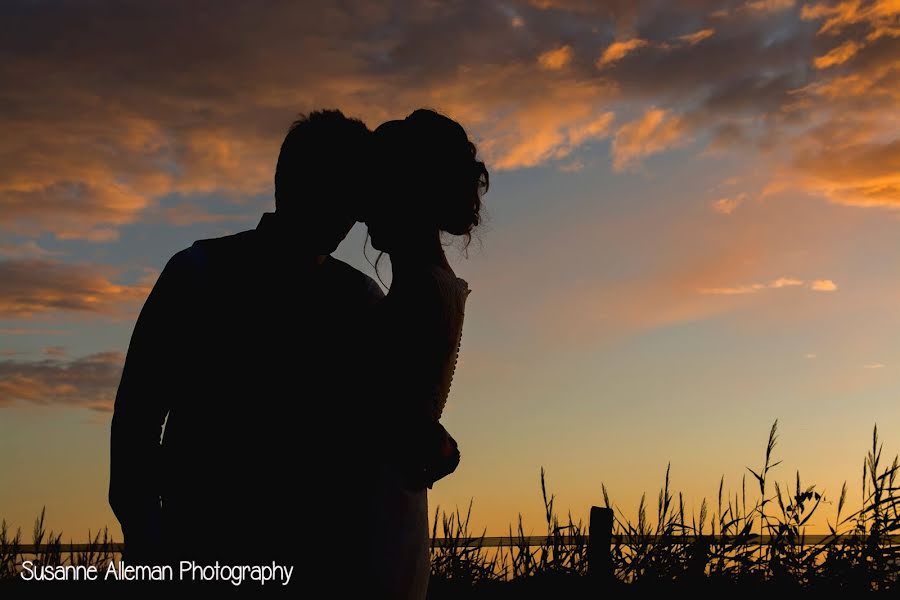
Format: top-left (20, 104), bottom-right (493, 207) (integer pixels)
top-left (2, 422), bottom-right (898, 596)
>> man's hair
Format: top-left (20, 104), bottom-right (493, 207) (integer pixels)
top-left (274, 110), bottom-right (370, 211)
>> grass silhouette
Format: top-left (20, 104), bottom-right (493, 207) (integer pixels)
top-left (2, 421), bottom-right (898, 595)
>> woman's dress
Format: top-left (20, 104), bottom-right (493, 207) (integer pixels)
top-left (367, 265), bottom-right (470, 599)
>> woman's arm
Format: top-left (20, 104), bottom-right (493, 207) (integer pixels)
top-left (378, 270), bottom-right (459, 488)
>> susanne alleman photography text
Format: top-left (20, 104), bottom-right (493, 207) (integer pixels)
top-left (19, 560), bottom-right (295, 586)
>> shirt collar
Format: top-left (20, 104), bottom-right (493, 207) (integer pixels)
top-left (256, 211), bottom-right (280, 234)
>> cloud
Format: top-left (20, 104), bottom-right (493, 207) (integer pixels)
top-left (157, 204), bottom-right (254, 227)
top-left (770, 277), bottom-right (805, 288)
top-left (0, 0), bottom-right (631, 240)
top-left (0, 328), bottom-right (70, 336)
top-left (863, 362), bottom-right (885, 369)
top-left (480, 102), bottom-right (615, 170)
top-left (802, 1), bottom-right (900, 38)
top-left (41, 346), bottom-right (67, 357)
top-left (597, 38), bottom-right (649, 68)
top-left (814, 40), bottom-right (863, 68)
top-left (538, 45), bottom-right (574, 70)
top-left (612, 109), bottom-right (687, 170)
top-left (810, 279), bottom-right (838, 292)
top-left (0, 241), bottom-right (61, 259)
top-left (699, 283), bottom-right (768, 295)
top-left (596, 29), bottom-right (718, 72)
top-left (739, 0), bottom-right (796, 14)
top-left (1, 0), bottom-right (647, 216)
top-left (0, 0), bottom-right (896, 249)
top-left (699, 277), bottom-right (836, 295)
top-left (712, 194), bottom-right (747, 214)
top-left (792, 140), bottom-right (900, 207)
top-left (0, 259), bottom-right (151, 318)
top-left (678, 28), bottom-right (716, 45)
top-left (0, 351), bottom-right (124, 411)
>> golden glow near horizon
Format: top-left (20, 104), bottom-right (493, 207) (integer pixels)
top-left (1, 0), bottom-right (900, 538)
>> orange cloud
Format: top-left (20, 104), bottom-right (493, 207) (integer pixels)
top-left (801, 0), bottom-right (900, 91)
top-left (0, 241), bottom-right (60, 259)
top-left (800, 62), bottom-right (900, 100)
top-left (612, 109), bottom-right (687, 171)
top-left (0, 260), bottom-right (151, 318)
top-left (802, 0), bottom-right (900, 38)
top-left (810, 279), bottom-right (838, 291)
top-left (538, 45), bottom-right (574, 70)
top-left (0, 328), bottom-right (70, 335)
top-left (678, 28), bottom-right (716, 45)
top-left (712, 194), bottom-right (747, 214)
top-left (525, 0), bottom-right (623, 14)
top-left (792, 140), bottom-right (900, 207)
top-left (0, 0), bottom-right (895, 250)
top-left (443, 65), bottom-right (617, 170)
top-left (0, 351), bottom-right (123, 411)
top-left (699, 277), bottom-right (836, 295)
top-left (771, 277), bottom-right (805, 288)
top-left (740, 0), bottom-right (796, 13)
top-left (813, 39), bottom-right (863, 68)
top-left (699, 283), bottom-right (768, 295)
top-left (2, 0), bottom-right (643, 230)
top-left (596, 27), bottom-right (716, 72)
top-left (159, 204), bottom-right (253, 227)
top-left (596, 39), bottom-right (648, 68)
top-left (487, 109), bottom-right (615, 170)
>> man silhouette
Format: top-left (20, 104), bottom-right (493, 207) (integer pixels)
top-left (109, 110), bottom-right (382, 571)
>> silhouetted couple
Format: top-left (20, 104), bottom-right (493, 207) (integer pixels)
top-left (109, 109), bottom-right (489, 597)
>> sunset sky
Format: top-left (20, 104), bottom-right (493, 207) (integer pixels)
top-left (2, 0), bottom-right (899, 539)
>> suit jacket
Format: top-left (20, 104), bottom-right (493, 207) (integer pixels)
top-left (109, 212), bottom-right (383, 565)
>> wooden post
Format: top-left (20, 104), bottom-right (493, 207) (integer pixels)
top-left (588, 506), bottom-right (613, 584)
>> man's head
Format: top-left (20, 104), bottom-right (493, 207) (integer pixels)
top-left (274, 110), bottom-right (371, 254)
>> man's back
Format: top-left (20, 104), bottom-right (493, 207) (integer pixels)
top-left (110, 214), bottom-right (383, 564)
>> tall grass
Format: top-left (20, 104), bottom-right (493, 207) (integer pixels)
top-left (1, 507), bottom-right (114, 582)
top-left (429, 421), bottom-right (899, 595)
top-left (1, 422), bottom-right (897, 595)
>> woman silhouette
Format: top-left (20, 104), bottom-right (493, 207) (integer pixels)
top-left (364, 109), bottom-right (488, 599)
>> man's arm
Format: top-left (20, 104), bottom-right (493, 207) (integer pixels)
top-left (109, 250), bottom-right (193, 562)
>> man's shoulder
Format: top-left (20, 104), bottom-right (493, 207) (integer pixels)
top-left (190, 229), bottom-right (258, 261)
top-left (325, 257), bottom-right (385, 302)
top-left (156, 229), bottom-right (258, 280)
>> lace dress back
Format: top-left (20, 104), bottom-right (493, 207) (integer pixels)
top-left (430, 267), bottom-right (471, 421)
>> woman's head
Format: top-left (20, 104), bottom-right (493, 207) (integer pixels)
top-left (366, 109), bottom-right (488, 254)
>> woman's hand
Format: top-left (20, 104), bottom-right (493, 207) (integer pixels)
top-left (424, 423), bottom-right (460, 489)
top-left (396, 421), bottom-right (461, 491)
